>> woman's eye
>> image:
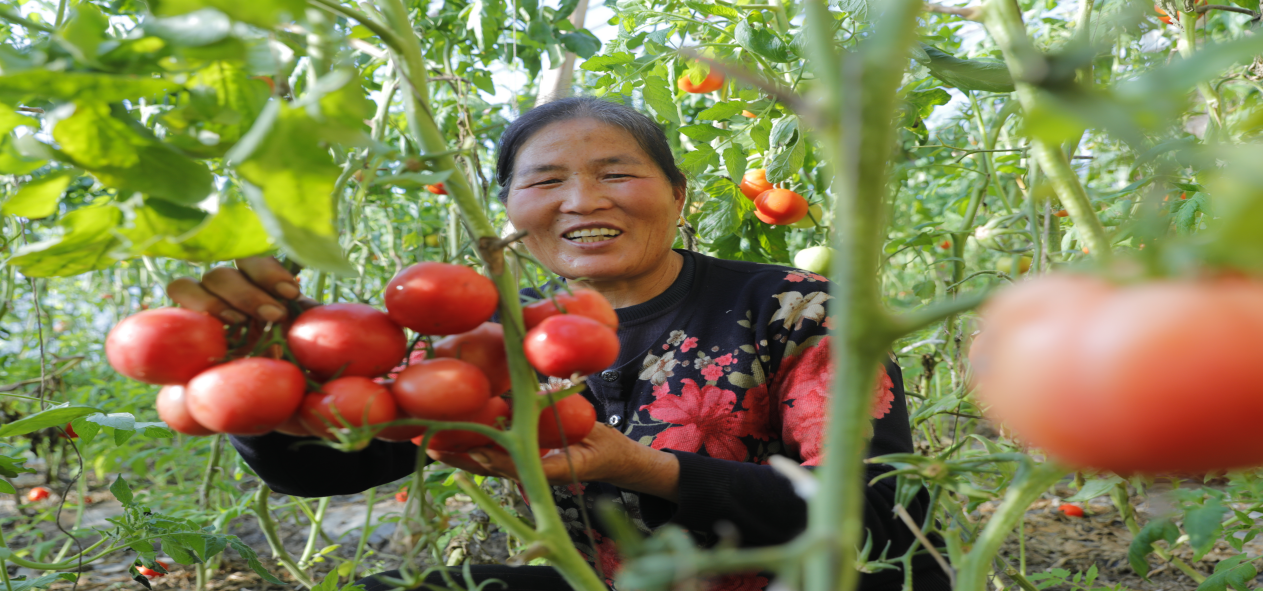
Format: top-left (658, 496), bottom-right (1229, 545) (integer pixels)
top-left (532, 179), bottom-right (561, 187)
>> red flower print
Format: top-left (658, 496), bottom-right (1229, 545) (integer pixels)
top-left (823, 316), bottom-right (834, 329)
top-left (785, 272), bottom-right (807, 283)
top-left (588, 532), bottom-right (622, 584)
top-left (738, 384), bottom-right (775, 440)
top-left (681, 337), bottom-right (698, 352)
top-left (652, 382), bottom-right (671, 397)
top-left (701, 363), bottom-right (724, 381)
top-left (714, 353), bottom-right (735, 367)
top-left (707, 573), bottom-right (770, 591)
top-left (808, 273), bottom-right (827, 282)
top-left (663, 343), bottom-right (669, 350)
top-left (640, 379), bottom-right (748, 461)
top-left (872, 365), bottom-right (894, 419)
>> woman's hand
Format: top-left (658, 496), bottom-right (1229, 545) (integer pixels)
top-left (167, 257), bottom-right (318, 324)
top-left (427, 424), bottom-right (681, 502)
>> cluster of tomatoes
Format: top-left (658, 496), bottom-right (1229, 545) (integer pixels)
top-left (105, 262), bottom-right (618, 454)
top-left (739, 168), bottom-right (814, 226)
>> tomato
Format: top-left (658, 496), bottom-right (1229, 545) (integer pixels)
top-left (754, 189), bottom-right (809, 225)
top-left (288, 303), bottom-right (407, 380)
top-left (678, 70), bottom-right (724, 94)
top-left (524, 315), bottom-right (620, 378)
top-left (157, 385), bottom-right (216, 436)
top-left (137, 561), bottom-right (169, 578)
top-left (1155, 1), bottom-right (1203, 24)
top-left (299, 377), bottom-right (398, 439)
top-left (425, 182), bottom-right (447, 195)
top-left (26, 487), bottom-right (50, 502)
top-left (185, 358), bottom-right (306, 435)
top-left (537, 394), bottom-right (597, 449)
top-left (392, 358), bottom-right (491, 420)
top-left (522, 289), bottom-right (619, 331)
top-left (106, 308), bottom-right (226, 385)
top-left (939, 240), bottom-right (951, 250)
top-left (741, 110), bottom-right (757, 118)
top-left (414, 396), bottom-right (510, 453)
top-left (1059, 504), bottom-right (1084, 518)
top-left (274, 411), bottom-right (311, 437)
top-left (385, 263), bottom-right (499, 335)
top-left (1054, 209), bottom-right (1069, 217)
top-left (395, 487), bottom-right (408, 503)
top-left (433, 323), bottom-right (512, 395)
top-left (62, 422), bottom-right (77, 439)
top-left (738, 169), bottom-right (773, 201)
top-left (971, 274), bottom-right (1263, 474)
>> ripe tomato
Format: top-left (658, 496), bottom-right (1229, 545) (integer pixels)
top-left (537, 394), bottom-right (597, 449)
top-left (137, 561), bottom-right (169, 578)
top-left (26, 487), bottom-right (50, 502)
top-left (414, 396), bottom-right (510, 453)
top-left (971, 274), bottom-right (1263, 474)
top-left (185, 358), bottom-right (306, 435)
top-left (1054, 209), bottom-right (1069, 217)
top-left (274, 411), bottom-right (312, 437)
top-left (754, 189), bottom-right (809, 225)
top-left (62, 422), bottom-right (77, 439)
top-left (395, 487), bottom-right (408, 503)
top-left (157, 385), bottom-right (216, 436)
top-left (738, 169), bottom-right (773, 201)
top-left (939, 240), bottom-right (951, 250)
top-left (678, 70), bottom-right (724, 94)
top-left (524, 315), bottom-right (620, 378)
top-left (288, 303), bottom-right (407, 380)
top-left (106, 308), bottom-right (226, 385)
top-left (385, 263), bottom-right (499, 335)
top-left (1155, 1), bottom-right (1203, 24)
top-left (425, 182), bottom-right (447, 195)
top-left (1059, 504), bottom-right (1084, 518)
top-left (299, 377), bottom-right (398, 439)
top-left (392, 358), bottom-right (491, 420)
top-left (741, 110), bottom-right (757, 118)
top-left (522, 289), bottom-right (618, 331)
top-left (433, 323), bottom-right (512, 395)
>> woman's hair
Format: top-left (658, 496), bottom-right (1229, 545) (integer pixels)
top-left (494, 97), bottom-right (687, 202)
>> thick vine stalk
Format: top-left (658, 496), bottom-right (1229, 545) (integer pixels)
top-left (982, 0), bottom-right (1113, 260)
top-left (954, 461), bottom-right (1064, 591)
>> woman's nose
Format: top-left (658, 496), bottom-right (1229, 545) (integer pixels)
top-left (557, 176), bottom-right (615, 215)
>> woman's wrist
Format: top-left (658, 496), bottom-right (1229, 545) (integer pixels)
top-left (605, 441), bottom-right (680, 503)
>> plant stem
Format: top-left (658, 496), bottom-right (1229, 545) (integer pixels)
top-left (1179, 10), bottom-right (1224, 135)
top-left (298, 497), bottom-right (330, 567)
top-left (955, 461), bottom-right (1064, 591)
top-left (252, 485), bottom-right (316, 588)
top-left (350, 488), bottom-right (375, 579)
top-left (453, 474), bottom-right (538, 542)
top-left (198, 434), bottom-right (224, 509)
top-left (982, 0), bottom-right (1113, 261)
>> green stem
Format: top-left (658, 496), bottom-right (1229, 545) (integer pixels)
top-left (1179, 10), bottom-right (1224, 135)
top-left (955, 461), bottom-right (1064, 591)
top-left (198, 434), bottom-right (224, 509)
top-left (252, 485), bottom-right (316, 588)
top-left (350, 488), bottom-right (375, 579)
top-left (0, 7), bottom-right (54, 33)
top-left (453, 474), bottom-right (538, 542)
top-left (298, 497), bottom-right (330, 567)
top-left (983, 0), bottom-right (1112, 261)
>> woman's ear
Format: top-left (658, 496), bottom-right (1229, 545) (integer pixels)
top-left (673, 183), bottom-right (687, 211)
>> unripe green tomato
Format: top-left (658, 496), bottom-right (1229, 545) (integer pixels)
top-left (996, 256), bottom-right (1032, 275)
top-left (748, 11), bottom-right (766, 24)
top-left (793, 246), bottom-right (834, 275)
top-left (791, 204), bottom-right (824, 229)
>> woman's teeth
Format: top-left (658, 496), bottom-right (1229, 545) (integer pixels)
top-left (564, 228), bottom-right (622, 243)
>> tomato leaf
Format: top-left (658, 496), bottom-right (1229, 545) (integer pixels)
top-left (559, 30), bottom-right (601, 59)
top-left (0, 403), bottom-right (101, 438)
top-left (229, 538), bottom-right (285, 584)
top-left (642, 76), bottom-right (680, 126)
top-left (678, 124), bottom-right (731, 142)
top-left (1196, 555), bottom-right (1257, 591)
top-left (686, 1), bottom-right (739, 19)
top-left (7, 573), bottom-right (78, 591)
top-left (1185, 498), bottom-right (1227, 560)
top-left (1065, 475), bottom-right (1124, 502)
top-left (1128, 517), bottom-right (1180, 580)
top-left (0, 71), bottom-right (179, 104)
top-left (129, 200), bottom-right (272, 263)
top-left (147, 0), bottom-right (306, 29)
top-left (111, 475), bottom-right (135, 506)
top-left (694, 179), bottom-right (750, 242)
top-left (0, 444), bottom-right (33, 479)
top-left (1, 170), bottom-right (76, 219)
top-left (765, 136), bottom-right (805, 184)
top-left (919, 45), bottom-right (1014, 93)
top-left (735, 21), bottom-right (794, 63)
top-left (580, 52), bottom-right (634, 72)
top-left (678, 144), bottom-right (718, 175)
top-left (697, 101), bottom-right (747, 121)
top-left (723, 146), bottom-right (746, 182)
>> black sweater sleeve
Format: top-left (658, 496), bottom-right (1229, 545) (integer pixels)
top-left (230, 432), bottom-right (420, 497)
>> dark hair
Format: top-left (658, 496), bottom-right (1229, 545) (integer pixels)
top-left (495, 97), bottom-right (687, 202)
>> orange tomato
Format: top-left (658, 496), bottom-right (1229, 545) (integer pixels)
top-left (754, 189), bottom-right (809, 226)
top-left (425, 182), bottom-right (447, 195)
top-left (678, 70), bottom-right (724, 94)
top-left (738, 169), bottom-right (774, 200)
top-left (1054, 209), bottom-right (1069, 217)
top-left (741, 110), bottom-right (757, 118)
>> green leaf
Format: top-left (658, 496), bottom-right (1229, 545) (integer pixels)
top-left (148, 0), bottom-right (306, 28)
top-left (921, 45), bottom-right (1015, 93)
top-left (111, 475), bottom-right (134, 505)
top-left (698, 101), bottom-right (747, 121)
top-left (678, 143), bottom-right (718, 175)
top-left (678, 124), bottom-right (730, 142)
top-left (8, 573), bottom-right (78, 591)
top-left (55, 4), bottom-right (109, 63)
top-left (0, 445), bottom-right (33, 479)
top-left (1120, 33), bottom-right (1263, 101)
top-left (686, 1), bottom-right (740, 18)
top-left (1128, 517), bottom-right (1180, 580)
top-left (0, 481), bottom-right (12, 495)
top-left (906, 88), bottom-right (952, 119)
top-left (559, 30), bottom-right (601, 59)
top-left (1197, 555), bottom-right (1257, 591)
top-left (1174, 193), bottom-right (1208, 235)
top-left (0, 71), bottom-right (180, 103)
top-left (6, 205), bottom-right (124, 277)
top-left (1065, 475), bottom-right (1124, 502)
top-left (1185, 499), bottom-right (1227, 559)
top-left (372, 170), bottom-right (453, 188)
top-left (121, 200), bottom-right (271, 262)
top-left (580, 52), bottom-right (634, 72)
top-left (161, 61), bottom-right (272, 158)
top-left (0, 108), bottom-right (37, 136)
top-left (229, 538), bottom-right (285, 584)
top-left (723, 146), bottom-right (746, 182)
top-left (143, 9), bottom-right (232, 47)
top-left (642, 76), bottom-right (680, 126)
top-left (770, 116), bottom-right (798, 147)
top-left (695, 179), bottom-right (749, 241)
top-left (735, 21), bottom-right (794, 63)
top-left (2, 170), bottom-right (75, 219)
top-left (766, 136), bottom-right (805, 184)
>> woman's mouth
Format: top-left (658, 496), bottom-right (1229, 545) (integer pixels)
top-left (563, 227), bottom-right (623, 244)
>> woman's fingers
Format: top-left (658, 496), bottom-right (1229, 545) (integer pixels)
top-left (166, 278), bottom-right (247, 324)
top-left (426, 450), bottom-right (498, 476)
top-left (466, 447), bottom-right (521, 480)
top-left (236, 257), bottom-right (302, 300)
top-left (201, 266), bottom-right (288, 322)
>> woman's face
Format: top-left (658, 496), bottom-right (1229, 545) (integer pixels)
top-left (505, 118), bottom-right (684, 283)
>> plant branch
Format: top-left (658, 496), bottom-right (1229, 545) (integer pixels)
top-left (1196, 4), bottom-right (1261, 18)
top-left (452, 474), bottom-right (539, 543)
top-left (0, 7), bottom-right (53, 33)
top-left (887, 290), bottom-right (990, 339)
top-left (252, 485), bottom-right (316, 588)
top-left (955, 460), bottom-right (1065, 591)
top-left (925, 3), bottom-right (982, 20)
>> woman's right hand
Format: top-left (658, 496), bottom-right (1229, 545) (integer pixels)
top-left (166, 257), bottom-right (317, 324)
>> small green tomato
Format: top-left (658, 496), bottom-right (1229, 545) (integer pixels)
top-left (793, 245), bottom-right (834, 275)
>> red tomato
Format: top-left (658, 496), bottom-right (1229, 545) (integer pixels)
top-left (63, 423), bottom-right (77, 439)
top-left (299, 377), bottom-right (399, 439)
top-left (522, 289), bottom-right (618, 331)
top-left (414, 396), bottom-right (510, 453)
top-left (738, 169), bottom-right (774, 201)
top-left (185, 358), bottom-right (306, 435)
top-left (425, 182), bottom-right (448, 195)
top-left (523, 315), bottom-right (620, 378)
top-left (971, 274), bottom-right (1263, 474)
top-left (395, 487), bottom-right (408, 503)
top-left (537, 394), bottom-right (597, 449)
top-left (678, 70), bottom-right (724, 94)
top-left (433, 323), bottom-right (512, 395)
top-left (274, 411), bottom-right (312, 437)
top-left (939, 240), bottom-right (952, 250)
top-left (741, 110), bottom-right (757, 118)
top-left (1054, 209), bottom-right (1069, 217)
top-left (754, 189), bottom-right (809, 226)
top-left (391, 358), bottom-right (491, 420)
top-left (288, 303), bottom-right (407, 380)
top-left (137, 561), bottom-right (169, 578)
top-left (385, 263), bottom-right (499, 335)
top-left (105, 308), bottom-right (226, 385)
top-left (26, 487), bottom-right (50, 502)
top-left (1059, 503), bottom-right (1085, 518)
top-left (157, 385), bottom-right (216, 436)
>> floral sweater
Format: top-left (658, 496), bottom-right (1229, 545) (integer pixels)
top-left (230, 252), bottom-right (946, 591)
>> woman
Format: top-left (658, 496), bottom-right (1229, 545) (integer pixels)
top-left (167, 98), bottom-right (950, 591)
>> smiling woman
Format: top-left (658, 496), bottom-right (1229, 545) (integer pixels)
top-left (188, 98), bottom-right (950, 591)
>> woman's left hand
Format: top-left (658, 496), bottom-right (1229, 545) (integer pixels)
top-left (430, 424), bottom-right (680, 502)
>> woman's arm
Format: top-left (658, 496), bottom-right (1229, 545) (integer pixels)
top-left (231, 432), bottom-right (420, 497)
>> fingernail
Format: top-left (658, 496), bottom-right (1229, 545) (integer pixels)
top-left (274, 282), bottom-right (300, 299)
top-left (221, 310), bottom-right (247, 324)
top-left (258, 304), bottom-right (285, 322)
top-left (468, 452), bottom-right (489, 464)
